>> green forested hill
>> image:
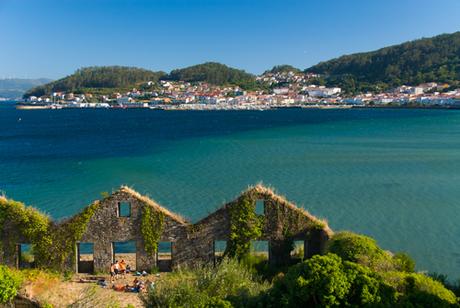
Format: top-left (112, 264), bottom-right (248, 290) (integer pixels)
top-left (305, 32), bottom-right (460, 93)
top-left (163, 62), bottom-right (256, 88)
top-left (264, 64), bottom-right (301, 74)
top-left (24, 66), bottom-right (166, 98)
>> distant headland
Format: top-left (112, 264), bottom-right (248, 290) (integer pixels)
top-left (7, 31), bottom-right (460, 110)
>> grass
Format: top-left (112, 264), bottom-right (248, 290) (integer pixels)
top-left (143, 258), bottom-right (271, 307)
top-left (10, 268), bottom-right (144, 307)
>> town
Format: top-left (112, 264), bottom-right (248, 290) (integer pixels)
top-left (19, 69), bottom-right (460, 110)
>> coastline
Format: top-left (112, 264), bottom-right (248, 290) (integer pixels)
top-left (10, 102), bottom-right (460, 111)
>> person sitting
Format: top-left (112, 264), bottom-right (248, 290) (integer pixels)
top-left (110, 263), bottom-right (116, 283)
top-left (97, 279), bottom-right (108, 288)
top-left (113, 260), bottom-right (120, 279)
top-left (126, 264), bottom-right (131, 274)
top-left (128, 278), bottom-right (145, 293)
top-left (118, 259), bottom-right (127, 277)
top-left (112, 284), bottom-right (125, 292)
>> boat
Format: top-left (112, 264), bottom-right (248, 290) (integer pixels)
top-left (16, 103), bottom-right (51, 110)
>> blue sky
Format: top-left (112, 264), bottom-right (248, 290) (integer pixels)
top-left (0, 0), bottom-right (459, 79)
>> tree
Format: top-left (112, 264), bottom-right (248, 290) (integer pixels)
top-left (162, 62), bottom-right (256, 87)
top-left (306, 31), bottom-right (460, 91)
top-left (24, 66), bottom-right (166, 98)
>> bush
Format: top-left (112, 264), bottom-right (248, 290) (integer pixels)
top-left (0, 265), bottom-right (23, 304)
top-left (267, 253), bottom-right (396, 307)
top-left (327, 231), bottom-right (395, 271)
top-left (429, 273), bottom-right (460, 297)
top-left (143, 258), bottom-right (269, 307)
top-left (381, 271), bottom-right (458, 306)
top-left (393, 252), bottom-right (416, 273)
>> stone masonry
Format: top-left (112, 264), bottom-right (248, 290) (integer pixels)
top-left (1, 185), bottom-right (333, 273)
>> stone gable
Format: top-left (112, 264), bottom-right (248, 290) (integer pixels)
top-left (1, 185), bottom-right (332, 273)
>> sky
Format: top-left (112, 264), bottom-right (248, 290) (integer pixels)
top-left (0, 0), bottom-right (459, 79)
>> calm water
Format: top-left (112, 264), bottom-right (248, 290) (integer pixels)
top-left (1, 103), bottom-right (460, 278)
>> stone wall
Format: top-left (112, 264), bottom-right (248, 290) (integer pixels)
top-left (76, 188), bottom-right (188, 273)
top-left (1, 185), bottom-right (333, 272)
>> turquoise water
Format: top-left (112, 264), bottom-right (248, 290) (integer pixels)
top-left (1, 104), bottom-right (460, 278)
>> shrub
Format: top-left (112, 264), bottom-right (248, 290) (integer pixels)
top-left (143, 258), bottom-right (269, 307)
top-left (429, 273), bottom-right (460, 297)
top-left (0, 265), bottom-right (23, 304)
top-left (267, 253), bottom-right (396, 307)
top-left (393, 252), bottom-right (416, 272)
top-left (327, 231), bottom-right (395, 271)
top-left (381, 271), bottom-right (458, 306)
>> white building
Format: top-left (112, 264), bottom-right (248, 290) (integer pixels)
top-left (273, 88), bottom-right (289, 95)
top-left (308, 87), bottom-right (341, 97)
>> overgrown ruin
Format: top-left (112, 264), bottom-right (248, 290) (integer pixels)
top-left (0, 185), bottom-right (333, 273)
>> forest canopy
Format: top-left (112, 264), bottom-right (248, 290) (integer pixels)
top-left (305, 32), bottom-right (460, 93)
top-left (162, 62), bottom-right (257, 88)
top-left (24, 66), bottom-right (166, 98)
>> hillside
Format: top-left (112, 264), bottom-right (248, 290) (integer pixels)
top-left (0, 78), bottom-right (51, 99)
top-left (264, 64), bottom-right (301, 74)
top-left (24, 66), bottom-right (166, 98)
top-left (163, 62), bottom-right (257, 88)
top-left (306, 32), bottom-right (460, 93)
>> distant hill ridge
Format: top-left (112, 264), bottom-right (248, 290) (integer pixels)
top-left (162, 62), bottom-right (256, 87)
top-left (22, 31), bottom-right (460, 97)
top-left (305, 31), bottom-right (460, 92)
top-left (24, 66), bottom-right (166, 98)
top-left (264, 65), bottom-right (301, 74)
top-left (0, 78), bottom-right (51, 99)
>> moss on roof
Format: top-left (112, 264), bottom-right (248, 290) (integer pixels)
top-left (120, 186), bottom-right (189, 225)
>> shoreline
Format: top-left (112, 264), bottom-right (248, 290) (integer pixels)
top-left (11, 104), bottom-right (460, 111)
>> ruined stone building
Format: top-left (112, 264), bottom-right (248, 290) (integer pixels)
top-left (0, 185), bottom-right (332, 273)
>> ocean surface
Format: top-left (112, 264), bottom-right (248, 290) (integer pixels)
top-left (1, 102), bottom-right (460, 278)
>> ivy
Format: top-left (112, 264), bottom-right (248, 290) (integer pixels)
top-left (39, 202), bottom-right (99, 269)
top-left (0, 198), bottom-right (50, 263)
top-left (225, 195), bottom-right (263, 259)
top-left (0, 197), bottom-right (98, 270)
top-left (141, 204), bottom-right (165, 256)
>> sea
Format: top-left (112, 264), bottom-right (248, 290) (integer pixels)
top-left (1, 101), bottom-right (460, 278)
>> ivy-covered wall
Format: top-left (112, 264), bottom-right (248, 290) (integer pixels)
top-left (0, 185), bottom-right (332, 272)
top-left (174, 185), bottom-right (332, 267)
top-left (78, 188), bottom-right (188, 273)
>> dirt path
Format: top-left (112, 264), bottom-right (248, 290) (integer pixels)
top-left (22, 272), bottom-right (163, 308)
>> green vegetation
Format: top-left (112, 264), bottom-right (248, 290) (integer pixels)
top-left (386, 271), bottom-right (458, 306)
top-left (306, 31), bottom-right (460, 93)
top-left (326, 231), bottom-right (418, 273)
top-left (43, 202), bottom-right (99, 269)
top-left (0, 196), bottom-right (98, 270)
top-left (1, 195), bottom-right (458, 306)
top-left (267, 254), bottom-right (396, 307)
top-left (0, 265), bottom-right (23, 304)
top-left (0, 197), bottom-right (51, 265)
top-left (163, 62), bottom-right (258, 89)
top-left (143, 230), bottom-right (458, 307)
top-left (141, 204), bottom-right (165, 255)
top-left (327, 231), bottom-right (395, 270)
top-left (225, 195), bottom-right (264, 259)
top-left (24, 66), bottom-right (166, 98)
top-left (264, 65), bottom-right (301, 74)
top-left (143, 258), bottom-right (270, 307)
